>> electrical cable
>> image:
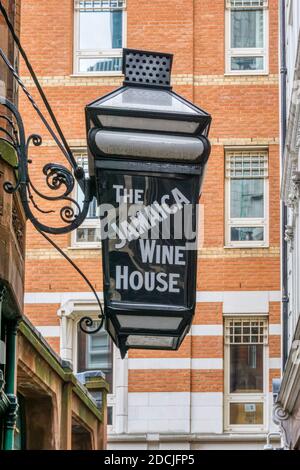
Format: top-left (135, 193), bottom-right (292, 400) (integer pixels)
top-left (0, 1), bottom-right (105, 329)
top-left (36, 227), bottom-right (104, 331)
top-left (0, 0), bottom-right (78, 171)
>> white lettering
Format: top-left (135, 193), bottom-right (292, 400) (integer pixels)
top-left (156, 272), bottom-right (168, 292)
top-left (115, 266), bottom-right (181, 294)
top-left (135, 189), bottom-right (144, 203)
top-left (129, 271), bottom-right (143, 290)
top-left (172, 188), bottom-right (190, 208)
top-left (175, 247), bottom-right (186, 265)
top-left (113, 185), bottom-right (144, 204)
top-left (113, 185), bottom-right (124, 203)
top-left (144, 272), bottom-right (155, 291)
top-left (161, 245), bottom-right (173, 265)
top-left (139, 241), bottom-right (186, 266)
top-left (116, 265), bottom-right (128, 289)
top-left (169, 273), bottom-right (180, 293)
top-left (139, 240), bottom-right (156, 263)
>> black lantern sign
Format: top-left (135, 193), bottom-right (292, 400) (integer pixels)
top-left (86, 49), bottom-right (212, 358)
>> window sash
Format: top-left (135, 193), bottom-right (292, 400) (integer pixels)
top-left (74, 0), bottom-right (126, 74)
top-left (76, 154), bottom-right (97, 219)
top-left (78, 10), bottom-right (123, 52)
top-left (71, 152), bottom-right (101, 247)
top-left (231, 9), bottom-right (264, 49)
top-left (76, 318), bottom-right (116, 431)
top-left (86, 326), bottom-right (113, 369)
top-left (225, 150), bottom-right (268, 246)
top-left (230, 344), bottom-right (264, 393)
top-left (224, 317), bottom-right (268, 431)
top-left (225, 1), bottom-right (268, 74)
top-left (230, 179), bottom-right (264, 220)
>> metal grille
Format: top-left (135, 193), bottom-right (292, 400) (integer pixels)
top-left (226, 0), bottom-right (267, 8)
top-left (225, 318), bottom-right (268, 345)
top-left (76, 1), bottom-right (126, 11)
top-left (123, 49), bottom-right (173, 87)
top-left (226, 151), bottom-right (268, 179)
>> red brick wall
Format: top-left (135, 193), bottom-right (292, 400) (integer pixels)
top-left (20, 0), bottom-right (281, 398)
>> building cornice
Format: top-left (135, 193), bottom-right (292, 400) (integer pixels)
top-left (58, 298), bottom-right (101, 319)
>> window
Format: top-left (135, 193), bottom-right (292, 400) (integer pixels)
top-left (77, 321), bottom-right (114, 425)
top-left (77, 322), bottom-right (113, 389)
top-left (225, 149), bottom-right (269, 247)
top-left (74, 0), bottom-right (126, 74)
top-left (72, 153), bottom-right (101, 247)
top-left (0, 0), bottom-right (19, 104)
top-left (225, 0), bottom-right (268, 74)
top-left (224, 317), bottom-right (268, 431)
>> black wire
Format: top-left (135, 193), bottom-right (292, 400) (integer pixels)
top-left (0, 0), bottom-right (78, 171)
top-left (0, 2), bottom-right (105, 326)
top-left (0, 48), bottom-right (80, 175)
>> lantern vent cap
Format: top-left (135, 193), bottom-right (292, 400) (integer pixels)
top-left (122, 48), bottom-right (173, 89)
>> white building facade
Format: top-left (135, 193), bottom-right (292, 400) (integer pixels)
top-left (277, 0), bottom-right (300, 450)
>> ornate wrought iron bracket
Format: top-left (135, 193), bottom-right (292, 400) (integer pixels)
top-left (0, 4), bottom-right (104, 334)
top-left (0, 96), bottom-right (104, 333)
top-left (0, 97), bottom-right (92, 235)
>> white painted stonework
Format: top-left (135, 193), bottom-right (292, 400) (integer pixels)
top-left (24, 291), bottom-right (281, 447)
top-left (128, 392), bottom-right (191, 434)
top-left (25, 290), bottom-right (281, 305)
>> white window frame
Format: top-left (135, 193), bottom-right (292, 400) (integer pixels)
top-left (224, 316), bottom-right (269, 433)
top-left (86, 328), bottom-right (112, 369)
top-left (59, 300), bottom-right (128, 436)
top-left (225, 0), bottom-right (269, 75)
top-left (73, 316), bottom-right (117, 433)
top-left (225, 148), bottom-right (269, 248)
top-left (73, 0), bottom-right (127, 76)
top-left (71, 151), bottom-right (101, 249)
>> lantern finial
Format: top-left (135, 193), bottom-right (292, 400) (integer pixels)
top-left (122, 48), bottom-right (173, 89)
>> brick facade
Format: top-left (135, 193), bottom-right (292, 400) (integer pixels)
top-left (20, 0), bottom-right (281, 449)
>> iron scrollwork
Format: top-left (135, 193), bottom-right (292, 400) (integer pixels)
top-left (0, 96), bottom-right (91, 234)
top-left (0, 96), bottom-right (104, 332)
top-left (0, 0), bottom-right (105, 335)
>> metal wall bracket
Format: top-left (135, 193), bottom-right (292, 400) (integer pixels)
top-left (0, 97), bottom-right (92, 235)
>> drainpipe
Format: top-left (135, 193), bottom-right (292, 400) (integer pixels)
top-left (264, 432), bottom-right (283, 450)
top-left (280, 0), bottom-right (288, 370)
top-left (0, 286), bottom-right (6, 376)
top-left (3, 321), bottom-right (19, 450)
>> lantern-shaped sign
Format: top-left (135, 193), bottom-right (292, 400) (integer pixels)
top-left (86, 49), bottom-right (211, 358)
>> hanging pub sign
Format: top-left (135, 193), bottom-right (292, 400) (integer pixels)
top-left (86, 49), bottom-right (212, 358)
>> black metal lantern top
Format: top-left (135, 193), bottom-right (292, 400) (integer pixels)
top-left (86, 49), bottom-right (211, 156)
top-left (1, 0), bottom-right (213, 358)
top-left (86, 48), bottom-right (212, 358)
top-left (122, 48), bottom-right (173, 89)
